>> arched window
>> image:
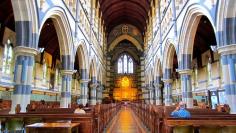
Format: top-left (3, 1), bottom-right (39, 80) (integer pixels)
top-left (117, 54), bottom-right (134, 74)
top-left (2, 39), bottom-right (13, 74)
top-left (118, 58), bottom-right (123, 73)
top-left (123, 55), bottom-right (128, 73)
top-left (128, 58), bottom-right (133, 73)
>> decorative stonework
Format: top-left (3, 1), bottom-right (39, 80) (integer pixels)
top-left (122, 25), bottom-right (129, 34)
top-left (108, 24), bottom-right (143, 45)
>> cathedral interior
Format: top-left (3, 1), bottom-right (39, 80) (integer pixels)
top-left (0, 0), bottom-right (236, 133)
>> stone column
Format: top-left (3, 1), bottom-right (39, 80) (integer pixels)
top-left (60, 70), bottom-right (74, 108)
top-left (179, 69), bottom-right (193, 108)
top-left (145, 84), bottom-right (149, 104)
top-left (80, 79), bottom-right (89, 106)
top-left (149, 82), bottom-right (154, 104)
top-left (79, 69), bottom-right (89, 106)
top-left (153, 79), bottom-right (162, 105)
top-left (218, 45), bottom-right (236, 114)
top-left (10, 47), bottom-right (38, 113)
top-left (163, 79), bottom-right (173, 106)
top-left (97, 83), bottom-right (103, 104)
top-left (90, 83), bottom-right (98, 105)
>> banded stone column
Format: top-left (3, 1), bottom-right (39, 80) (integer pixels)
top-left (163, 68), bottom-right (173, 106)
top-left (149, 82), bottom-right (154, 104)
top-left (163, 79), bottom-right (173, 106)
top-left (89, 77), bottom-right (97, 105)
top-left (179, 69), bottom-right (193, 108)
top-left (140, 57), bottom-right (145, 103)
top-left (10, 47), bottom-right (37, 113)
top-left (97, 83), bottom-right (103, 104)
top-left (80, 69), bottom-right (89, 106)
top-left (145, 84), bottom-right (149, 104)
top-left (218, 45), bottom-right (236, 114)
top-left (80, 79), bottom-right (89, 106)
top-left (89, 81), bottom-right (98, 105)
top-left (60, 70), bottom-right (74, 108)
top-left (153, 77), bottom-right (162, 105)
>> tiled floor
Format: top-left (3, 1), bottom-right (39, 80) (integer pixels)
top-left (105, 106), bottom-right (148, 133)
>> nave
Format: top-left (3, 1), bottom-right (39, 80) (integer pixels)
top-left (0, 0), bottom-right (236, 132)
top-left (105, 105), bottom-right (148, 133)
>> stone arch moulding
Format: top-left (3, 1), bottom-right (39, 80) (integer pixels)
top-left (97, 65), bottom-right (103, 83)
top-left (75, 41), bottom-right (89, 70)
top-left (89, 57), bottom-right (97, 78)
top-left (162, 39), bottom-right (178, 74)
top-left (154, 57), bottom-right (162, 78)
top-left (39, 7), bottom-right (73, 57)
top-left (178, 4), bottom-right (216, 69)
top-left (108, 34), bottom-right (143, 52)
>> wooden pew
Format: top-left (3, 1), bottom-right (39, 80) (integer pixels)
top-left (163, 106), bottom-right (236, 133)
top-left (0, 103), bottom-right (122, 133)
top-left (130, 103), bottom-right (236, 133)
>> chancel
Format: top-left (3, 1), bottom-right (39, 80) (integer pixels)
top-left (0, 0), bottom-right (236, 133)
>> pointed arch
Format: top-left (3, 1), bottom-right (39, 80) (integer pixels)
top-left (163, 39), bottom-right (178, 70)
top-left (97, 65), bottom-right (102, 82)
top-left (178, 4), bottom-right (216, 70)
top-left (39, 7), bottom-right (73, 57)
top-left (75, 41), bottom-right (89, 70)
top-left (89, 57), bottom-right (97, 79)
top-left (154, 57), bottom-right (162, 78)
top-left (108, 34), bottom-right (143, 51)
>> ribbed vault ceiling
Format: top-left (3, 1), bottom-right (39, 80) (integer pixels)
top-left (99, 0), bottom-right (151, 34)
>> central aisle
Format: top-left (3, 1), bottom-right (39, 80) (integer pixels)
top-left (105, 105), bottom-right (149, 133)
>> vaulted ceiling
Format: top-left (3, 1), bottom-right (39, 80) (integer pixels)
top-left (99, 0), bottom-right (152, 34)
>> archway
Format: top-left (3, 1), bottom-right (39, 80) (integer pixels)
top-left (191, 16), bottom-right (218, 109)
top-left (162, 41), bottom-right (179, 106)
top-left (88, 58), bottom-right (97, 105)
top-left (108, 34), bottom-right (143, 52)
top-left (154, 58), bottom-right (163, 105)
top-left (74, 42), bottom-right (89, 105)
top-left (180, 11), bottom-right (218, 108)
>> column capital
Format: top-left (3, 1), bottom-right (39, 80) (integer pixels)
top-left (153, 83), bottom-right (162, 88)
top-left (178, 69), bottom-right (192, 75)
top-left (90, 83), bottom-right (99, 88)
top-left (80, 79), bottom-right (90, 83)
top-left (218, 44), bottom-right (236, 55)
top-left (162, 79), bottom-right (173, 83)
top-left (14, 46), bottom-right (38, 56)
top-left (61, 70), bottom-right (76, 75)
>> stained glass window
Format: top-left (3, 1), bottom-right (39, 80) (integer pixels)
top-left (117, 54), bottom-right (133, 74)
top-left (128, 58), bottom-right (133, 73)
top-left (118, 58), bottom-right (123, 73)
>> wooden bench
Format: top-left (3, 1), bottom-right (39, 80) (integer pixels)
top-left (162, 106), bottom-right (236, 133)
top-left (0, 103), bottom-right (122, 133)
top-left (130, 102), bottom-right (236, 133)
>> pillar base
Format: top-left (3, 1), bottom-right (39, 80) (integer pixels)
top-left (60, 97), bottom-right (71, 108)
top-left (185, 98), bottom-right (193, 108)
